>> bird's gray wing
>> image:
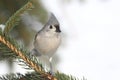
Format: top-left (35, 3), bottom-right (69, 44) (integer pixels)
top-left (31, 48), bottom-right (41, 56)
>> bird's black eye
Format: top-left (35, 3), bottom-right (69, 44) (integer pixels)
top-left (49, 25), bottom-right (53, 29)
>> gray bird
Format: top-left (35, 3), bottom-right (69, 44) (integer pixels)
top-left (31, 13), bottom-right (61, 75)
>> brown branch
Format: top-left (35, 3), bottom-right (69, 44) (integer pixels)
top-left (0, 35), bottom-right (57, 80)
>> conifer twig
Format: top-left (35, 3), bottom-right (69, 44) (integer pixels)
top-left (3, 1), bottom-right (34, 34)
top-left (0, 35), bottom-right (57, 80)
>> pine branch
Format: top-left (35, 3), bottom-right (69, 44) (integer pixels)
top-left (0, 72), bottom-right (79, 80)
top-left (55, 72), bottom-right (78, 80)
top-left (3, 1), bottom-right (34, 34)
top-left (0, 73), bottom-right (50, 80)
top-left (0, 30), bottom-right (56, 80)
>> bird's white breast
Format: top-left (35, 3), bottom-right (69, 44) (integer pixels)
top-left (34, 33), bottom-right (61, 58)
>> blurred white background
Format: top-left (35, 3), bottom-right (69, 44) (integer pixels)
top-left (1, 0), bottom-right (120, 80)
top-left (41, 0), bottom-right (120, 80)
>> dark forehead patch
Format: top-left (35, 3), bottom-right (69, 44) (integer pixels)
top-left (54, 24), bottom-right (60, 29)
top-left (54, 24), bottom-right (61, 32)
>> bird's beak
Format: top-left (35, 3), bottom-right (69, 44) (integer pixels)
top-left (56, 28), bottom-right (61, 33)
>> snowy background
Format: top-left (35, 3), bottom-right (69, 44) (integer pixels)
top-left (1, 0), bottom-right (120, 80)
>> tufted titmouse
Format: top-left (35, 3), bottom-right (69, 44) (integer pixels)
top-left (31, 13), bottom-right (61, 75)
